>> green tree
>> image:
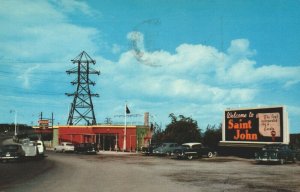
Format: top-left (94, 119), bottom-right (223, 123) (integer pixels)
top-left (151, 123), bottom-right (164, 144)
top-left (202, 123), bottom-right (222, 149)
top-left (163, 113), bottom-right (201, 144)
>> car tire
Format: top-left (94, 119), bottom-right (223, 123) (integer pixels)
top-left (207, 152), bottom-right (214, 158)
top-left (187, 155), bottom-right (193, 160)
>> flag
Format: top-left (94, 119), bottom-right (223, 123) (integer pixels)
top-left (126, 105), bottom-right (130, 114)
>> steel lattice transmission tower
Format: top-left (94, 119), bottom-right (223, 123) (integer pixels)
top-left (66, 51), bottom-right (100, 125)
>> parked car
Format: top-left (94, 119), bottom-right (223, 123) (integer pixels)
top-left (174, 142), bottom-right (216, 160)
top-left (36, 140), bottom-right (45, 156)
top-left (74, 143), bottom-right (97, 154)
top-left (21, 139), bottom-right (38, 157)
top-left (141, 144), bottom-right (159, 156)
top-left (54, 142), bottom-right (75, 153)
top-left (153, 143), bottom-right (179, 156)
top-left (254, 144), bottom-right (297, 164)
top-left (0, 144), bottom-right (25, 162)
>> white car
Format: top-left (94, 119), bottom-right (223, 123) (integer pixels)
top-left (21, 139), bottom-right (38, 157)
top-left (36, 140), bottom-right (45, 156)
top-left (54, 142), bottom-right (75, 153)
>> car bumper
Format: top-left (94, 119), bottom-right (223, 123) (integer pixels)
top-left (86, 150), bottom-right (97, 154)
top-left (255, 157), bottom-right (280, 162)
top-left (0, 156), bottom-right (20, 160)
top-left (65, 149), bottom-right (75, 152)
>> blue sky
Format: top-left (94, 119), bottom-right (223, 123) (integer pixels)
top-left (0, 0), bottom-right (300, 133)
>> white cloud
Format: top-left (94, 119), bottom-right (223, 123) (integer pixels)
top-left (0, 0), bottom-right (101, 61)
top-left (54, 0), bottom-right (99, 17)
top-left (227, 39), bottom-right (256, 58)
top-left (127, 31), bottom-right (145, 51)
top-left (113, 32), bottom-right (299, 106)
top-left (0, 0), bottom-right (102, 88)
top-left (17, 64), bottom-right (40, 89)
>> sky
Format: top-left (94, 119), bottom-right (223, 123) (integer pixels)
top-left (0, 0), bottom-right (300, 133)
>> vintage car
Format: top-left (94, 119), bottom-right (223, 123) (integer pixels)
top-left (153, 143), bottom-right (179, 156)
top-left (21, 139), bottom-right (38, 157)
top-left (74, 143), bottom-right (97, 154)
top-left (254, 144), bottom-right (297, 164)
top-left (54, 142), bottom-right (75, 153)
top-left (0, 144), bottom-right (25, 162)
top-left (36, 140), bottom-right (45, 156)
top-left (141, 144), bottom-right (159, 156)
top-left (174, 142), bottom-right (216, 160)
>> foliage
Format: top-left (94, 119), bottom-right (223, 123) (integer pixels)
top-left (151, 123), bottom-right (164, 144)
top-left (162, 113), bottom-right (201, 144)
top-left (202, 124), bottom-right (222, 149)
top-left (152, 114), bottom-right (222, 147)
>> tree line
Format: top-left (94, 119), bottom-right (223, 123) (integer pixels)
top-left (152, 113), bottom-right (222, 149)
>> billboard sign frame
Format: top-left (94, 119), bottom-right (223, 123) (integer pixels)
top-left (221, 106), bottom-right (289, 144)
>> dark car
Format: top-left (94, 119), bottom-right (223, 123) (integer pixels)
top-left (141, 144), bottom-right (159, 156)
top-left (153, 143), bottom-right (179, 156)
top-left (174, 142), bottom-right (216, 160)
top-left (255, 144), bottom-right (297, 165)
top-left (74, 143), bottom-right (97, 154)
top-left (0, 144), bottom-right (25, 162)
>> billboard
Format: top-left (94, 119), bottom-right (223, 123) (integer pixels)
top-left (38, 119), bottom-right (49, 129)
top-left (222, 106), bottom-right (289, 144)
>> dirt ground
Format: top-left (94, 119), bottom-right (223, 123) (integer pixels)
top-left (1, 152), bottom-right (300, 192)
top-left (108, 154), bottom-right (300, 192)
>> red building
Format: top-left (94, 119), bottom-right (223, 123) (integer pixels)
top-left (54, 124), bottom-right (151, 151)
top-left (33, 112), bottom-right (153, 151)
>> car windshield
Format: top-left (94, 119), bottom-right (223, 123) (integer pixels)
top-left (182, 145), bottom-right (191, 149)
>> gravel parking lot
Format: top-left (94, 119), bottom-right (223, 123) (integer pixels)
top-left (1, 151), bottom-right (300, 192)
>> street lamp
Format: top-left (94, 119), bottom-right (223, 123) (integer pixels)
top-left (10, 110), bottom-right (17, 136)
top-left (14, 111), bottom-right (17, 136)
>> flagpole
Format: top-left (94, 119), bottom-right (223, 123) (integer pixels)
top-left (123, 103), bottom-right (127, 151)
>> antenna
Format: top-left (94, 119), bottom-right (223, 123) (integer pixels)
top-left (65, 51), bottom-right (100, 125)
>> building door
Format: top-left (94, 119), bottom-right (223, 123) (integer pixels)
top-left (96, 134), bottom-right (116, 151)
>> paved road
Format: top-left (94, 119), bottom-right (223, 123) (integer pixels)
top-left (1, 151), bottom-right (300, 192)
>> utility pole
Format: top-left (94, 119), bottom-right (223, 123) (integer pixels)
top-left (66, 51), bottom-right (100, 125)
top-left (51, 112), bottom-right (54, 129)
